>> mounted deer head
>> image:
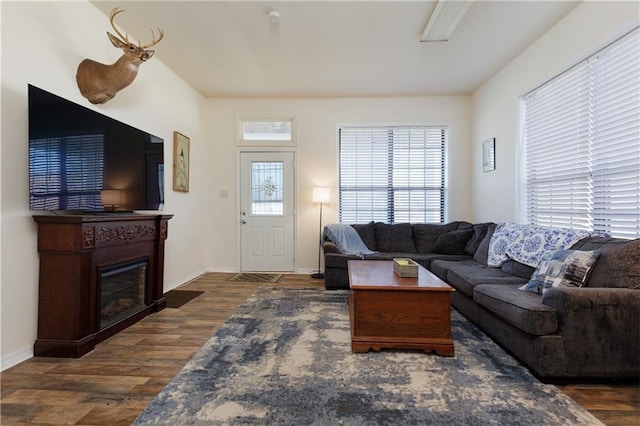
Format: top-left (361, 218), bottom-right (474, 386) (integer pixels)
top-left (76, 7), bottom-right (163, 104)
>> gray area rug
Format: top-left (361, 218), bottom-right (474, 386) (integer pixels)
top-left (134, 287), bottom-right (602, 425)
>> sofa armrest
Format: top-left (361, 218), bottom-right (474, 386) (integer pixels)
top-left (323, 241), bottom-right (341, 255)
top-left (542, 287), bottom-right (640, 376)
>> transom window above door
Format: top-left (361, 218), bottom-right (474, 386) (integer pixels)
top-left (239, 118), bottom-right (294, 145)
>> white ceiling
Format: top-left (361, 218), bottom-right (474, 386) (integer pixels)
top-left (89, 1), bottom-right (581, 98)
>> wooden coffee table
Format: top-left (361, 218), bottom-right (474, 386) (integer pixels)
top-left (347, 260), bottom-right (454, 356)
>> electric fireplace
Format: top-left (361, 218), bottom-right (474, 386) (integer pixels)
top-left (33, 213), bottom-right (172, 357)
top-left (100, 260), bottom-right (148, 329)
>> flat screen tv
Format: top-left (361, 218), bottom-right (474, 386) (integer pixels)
top-left (28, 84), bottom-right (164, 212)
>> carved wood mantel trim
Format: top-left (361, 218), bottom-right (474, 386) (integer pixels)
top-left (93, 223), bottom-right (157, 248)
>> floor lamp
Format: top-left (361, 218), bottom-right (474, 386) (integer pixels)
top-left (311, 187), bottom-right (330, 279)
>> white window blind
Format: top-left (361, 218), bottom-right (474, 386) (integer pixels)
top-left (339, 126), bottom-right (446, 224)
top-left (523, 27), bottom-right (640, 238)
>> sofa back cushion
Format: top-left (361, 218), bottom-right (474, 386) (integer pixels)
top-left (473, 223), bottom-right (497, 265)
top-left (500, 259), bottom-right (536, 279)
top-left (351, 221), bottom-right (376, 251)
top-left (432, 228), bottom-right (475, 255)
top-left (412, 222), bottom-right (460, 254)
top-left (570, 237), bottom-right (640, 288)
top-left (374, 222), bottom-right (416, 253)
top-left (464, 222), bottom-right (493, 255)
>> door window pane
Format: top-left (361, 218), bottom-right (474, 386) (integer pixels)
top-left (251, 161), bottom-right (284, 215)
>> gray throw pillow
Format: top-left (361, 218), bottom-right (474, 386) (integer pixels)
top-left (413, 222), bottom-right (459, 253)
top-left (432, 229), bottom-right (475, 255)
top-left (464, 222), bottom-right (493, 255)
top-left (473, 223), bottom-right (497, 265)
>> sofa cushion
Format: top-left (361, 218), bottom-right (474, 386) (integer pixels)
top-left (430, 259), bottom-right (486, 282)
top-left (465, 222), bottom-right (493, 255)
top-left (473, 284), bottom-right (558, 336)
top-left (374, 223), bottom-right (416, 253)
top-left (351, 221), bottom-right (376, 251)
top-left (570, 237), bottom-right (640, 289)
top-left (412, 222), bottom-right (459, 254)
top-left (324, 253), bottom-right (360, 269)
top-left (520, 249), bottom-right (601, 295)
top-left (500, 259), bottom-right (536, 280)
top-left (432, 228), bottom-right (475, 255)
top-left (446, 264), bottom-right (527, 298)
top-left (472, 223), bottom-right (496, 265)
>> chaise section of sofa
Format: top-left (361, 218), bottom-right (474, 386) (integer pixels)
top-left (432, 228), bottom-right (640, 379)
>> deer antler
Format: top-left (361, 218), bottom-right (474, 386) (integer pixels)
top-left (109, 7), bottom-right (164, 49)
top-left (109, 7), bottom-right (130, 44)
top-left (140, 27), bottom-right (164, 49)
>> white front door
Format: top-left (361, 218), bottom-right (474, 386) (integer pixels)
top-left (240, 152), bottom-right (295, 272)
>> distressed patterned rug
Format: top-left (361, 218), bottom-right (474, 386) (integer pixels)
top-left (227, 273), bottom-right (282, 283)
top-left (134, 288), bottom-right (602, 425)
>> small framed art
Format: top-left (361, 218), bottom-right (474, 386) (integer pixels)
top-left (482, 138), bottom-right (496, 172)
top-left (173, 131), bottom-right (190, 192)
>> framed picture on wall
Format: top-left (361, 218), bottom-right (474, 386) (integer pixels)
top-left (173, 131), bottom-right (190, 192)
top-left (483, 138), bottom-right (496, 172)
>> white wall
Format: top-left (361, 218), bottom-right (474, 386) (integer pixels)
top-left (471, 1), bottom-right (639, 222)
top-left (0, 1), bottom-right (206, 369)
top-left (204, 96), bottom-right (473, 273)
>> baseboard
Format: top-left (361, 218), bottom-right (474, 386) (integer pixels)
top-left (165, 268), bottom-right (209, 292)
top-left (1, 346), bottom-right (33, 372)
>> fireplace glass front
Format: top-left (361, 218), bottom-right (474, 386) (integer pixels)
top-left (100, 260), bottom-right (147, 329)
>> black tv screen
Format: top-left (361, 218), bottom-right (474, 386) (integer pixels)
top-left (28, 85), bottom-right (164, 212)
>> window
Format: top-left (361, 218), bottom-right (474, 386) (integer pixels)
top-left (29, 134), bottom-right (105, 210)
top-left (339, 125), bottom-right (446, 224)
top-left (251, 161), bottom-right (284, 216)
top-left (239, 119), bottom-right (294, 144)
top-left (522, 27), bottom-right (640, 238)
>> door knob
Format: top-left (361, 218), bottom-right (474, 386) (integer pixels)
top-left (241, 220), bottom-right (247, 224)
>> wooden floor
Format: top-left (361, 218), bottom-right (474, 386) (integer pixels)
top-left (1, 273), bottom-right (638, 425)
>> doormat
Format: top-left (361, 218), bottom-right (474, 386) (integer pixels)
top-left (164, 290), bottom-right (204, 308)
top-left (228, 273), bottom-right (282, 283)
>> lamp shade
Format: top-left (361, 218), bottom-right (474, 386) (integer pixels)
top-left (101, 189), bottom-right (122, 206)
top-left (312, 187), bottom-right (330, 203)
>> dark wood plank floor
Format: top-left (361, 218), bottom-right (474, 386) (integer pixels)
top-left (1, 273), bottom-right (638, 425)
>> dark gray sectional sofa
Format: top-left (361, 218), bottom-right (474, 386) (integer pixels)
top-left (322, 221), bottom-right (640, 379)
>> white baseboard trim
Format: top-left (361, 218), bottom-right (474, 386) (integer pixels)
top-left (1, 346), bottom-right (33, 372)
top-left (206, 266), bottom-right (240, 273)
top-left (164, 268), bottom-right (209, 292)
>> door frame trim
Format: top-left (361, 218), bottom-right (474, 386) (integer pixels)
top-left (237, 148), bottom-right (297, 272)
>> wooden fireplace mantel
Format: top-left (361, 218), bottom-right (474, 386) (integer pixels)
top-left (33, 213), bottom-right (173, 357)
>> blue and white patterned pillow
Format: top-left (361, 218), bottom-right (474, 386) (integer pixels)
top-left (519, 249), bottom-right (601, 295)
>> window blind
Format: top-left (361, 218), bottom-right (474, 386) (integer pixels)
top-left (339, 126), bottom-right (446, 224)
top-left (29, 134), bottom-right (105, 210)
top-left (523, 27), bottom-right (639, 238)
